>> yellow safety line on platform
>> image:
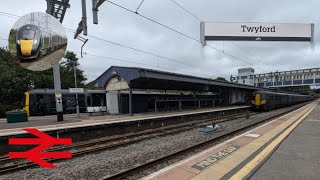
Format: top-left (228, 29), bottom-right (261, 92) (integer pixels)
top-left (229, 102), bottom-right (318, 180)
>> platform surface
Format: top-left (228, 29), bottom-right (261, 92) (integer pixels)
top-left (0, 105), bottom-right (248, 136)
top-left (143, 102), bottom-right (319, 180)
top-left (250, 104), bottom-right (320, 180)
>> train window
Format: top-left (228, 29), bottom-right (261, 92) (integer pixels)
top-left (19, 29), bottom-right (36, 40)
top-left (44, 95), bottom-right (55, 107)
top-left (66, 97), bottom-right (75, 106)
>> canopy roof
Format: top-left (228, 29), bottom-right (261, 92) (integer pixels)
top-left (93, 66), bottom-right (261, 91)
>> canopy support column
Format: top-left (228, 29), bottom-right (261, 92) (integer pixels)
top-left (129, 83), bottom-right (133, 116)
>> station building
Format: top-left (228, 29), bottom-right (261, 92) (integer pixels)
top-left (92, 66), bottom-right (259, 115)
top-left (231, 67), bottom-right (320, 88)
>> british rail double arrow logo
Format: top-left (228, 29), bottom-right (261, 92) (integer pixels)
top-left (9, 128), bottom-right (72, 168)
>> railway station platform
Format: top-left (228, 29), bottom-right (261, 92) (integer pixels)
top-left (0, 105), bottom-right (248, 137)
top-left (143, 101), bottom-right (320, 180)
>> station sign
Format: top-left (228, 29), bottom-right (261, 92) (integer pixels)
top-left (69, 88), bottom-right (84, 93)
top-left (200, 22), bottom-right (314, 44)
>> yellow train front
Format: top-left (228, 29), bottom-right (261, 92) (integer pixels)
top-left (251, 91), bottom-right (268, 111)
top-left (251, 90), bottom-right (314, 111)
top-left (16, 24), bottom-right (42, 60)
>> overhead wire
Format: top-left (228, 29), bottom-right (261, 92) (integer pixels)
top-left (0, 11), bottom-right (21, 19)
top-left (105, 0), bottom-right (200, 42)
top-left (167, 0), bottom-right (269, 72)
top-left (84, 33), bottom-right (229, 76)
top-left (78, 52), bottom-right (214, 78)
top-left (65, 26), bottom-right (228, 76)
top-left (135, 0), bottom-right (146, 13)
top-left (104, 0), bottom-right (266, 71)
top-left (169, 0), bottom-right (202, 21)
top-left (158, 0), bottom-right (266, 70)
top-left (65, 28), bottom-right (225, 78)
top-left (230, 42), bottom-right (271, 67)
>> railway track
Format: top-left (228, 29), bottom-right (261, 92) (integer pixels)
top-left (0, 110), bottom-right (256, 174)
top-left (101, 103), bottom-right (311, 180)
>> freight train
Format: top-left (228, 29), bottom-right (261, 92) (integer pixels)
top-left (251, 90), bottom-right (314, 111)
top-left (16, 24), bottom-right (67, 60)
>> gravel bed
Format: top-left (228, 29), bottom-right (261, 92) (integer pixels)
top-left (0, 103), bottom-right (307, 180)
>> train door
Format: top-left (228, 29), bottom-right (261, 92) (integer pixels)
top-left (29, 94), bottom-right (37, 116)
top-left (36, 94), bottom-right (45, 115)
top-left (49, 33), bottom-right (52, 52)
top-left (43, 94), bottom-right (56, 114)
top-left (86, 94), bottom-right (92, 107)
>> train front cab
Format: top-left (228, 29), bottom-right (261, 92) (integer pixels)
top-left (16, 24), bottom-right (42, 60)
top-left (251, 91), bottom-right (267, 111)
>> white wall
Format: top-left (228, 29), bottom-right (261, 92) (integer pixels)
top-left (106, 91), bottom-right (119, 114)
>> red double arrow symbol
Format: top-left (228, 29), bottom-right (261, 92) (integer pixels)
top-left (9, 128), bottom-right (72, 168)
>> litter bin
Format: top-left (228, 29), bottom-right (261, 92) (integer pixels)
top-left (6, 110), bottom-right (28, 123)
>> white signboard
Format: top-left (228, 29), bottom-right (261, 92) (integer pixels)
top-left (69, 88), bottom-right (84, 93)
top-left (201, 22), bottom-right (314, 43)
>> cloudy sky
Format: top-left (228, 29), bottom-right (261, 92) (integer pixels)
top-left (0, 0), bottom-right (319, 82)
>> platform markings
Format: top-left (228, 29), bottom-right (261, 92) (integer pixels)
top-left (229, 103), bottom-right (318, 180)
top-left (192, 145), bottom-right (240, 170)
top-left (244, 133), bottom-right (260, 138)
top-left (305, 119), bottom-right (320, 122)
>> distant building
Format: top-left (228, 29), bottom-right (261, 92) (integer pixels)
top-left (231, 67), bottom-right (320, 88)
top-left (231, 68), bottom-right (255, 85)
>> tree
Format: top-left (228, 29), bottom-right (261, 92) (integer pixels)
top-left (0, 48), bottom-right (31, 116)
top-left (215, 77), bottom-right (228, 82)
top-left (61, 51), bottom-right (87, 88)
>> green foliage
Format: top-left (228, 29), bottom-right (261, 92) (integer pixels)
top-left (61, 51), bottom-right (87, 88)
top-left (0, 48), bottom-right (29, 117)
top-left (8, 29), bottom-right (17, 54)
top-left (0, 48), bottom-right (87, 117)
top-left (215, 77), bottom-right (228, 82)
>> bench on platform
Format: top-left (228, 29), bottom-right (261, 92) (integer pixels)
top-left (87, 106), bottom-right (107, 116)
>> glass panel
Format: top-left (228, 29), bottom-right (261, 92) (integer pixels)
top-left (19, 30), bottom-right (36, 40)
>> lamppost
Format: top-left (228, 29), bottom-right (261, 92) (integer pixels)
top-left (73, 57), bottom-right (80, 117)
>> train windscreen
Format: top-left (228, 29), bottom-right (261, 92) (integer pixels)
top-left (19, 29), bottom-right (36, 40)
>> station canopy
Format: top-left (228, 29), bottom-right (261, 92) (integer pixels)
top-left (93, 66), bottom-right (260, 92)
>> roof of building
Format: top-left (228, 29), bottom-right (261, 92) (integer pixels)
top-left (93, 66), bottom-right (261, 91)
